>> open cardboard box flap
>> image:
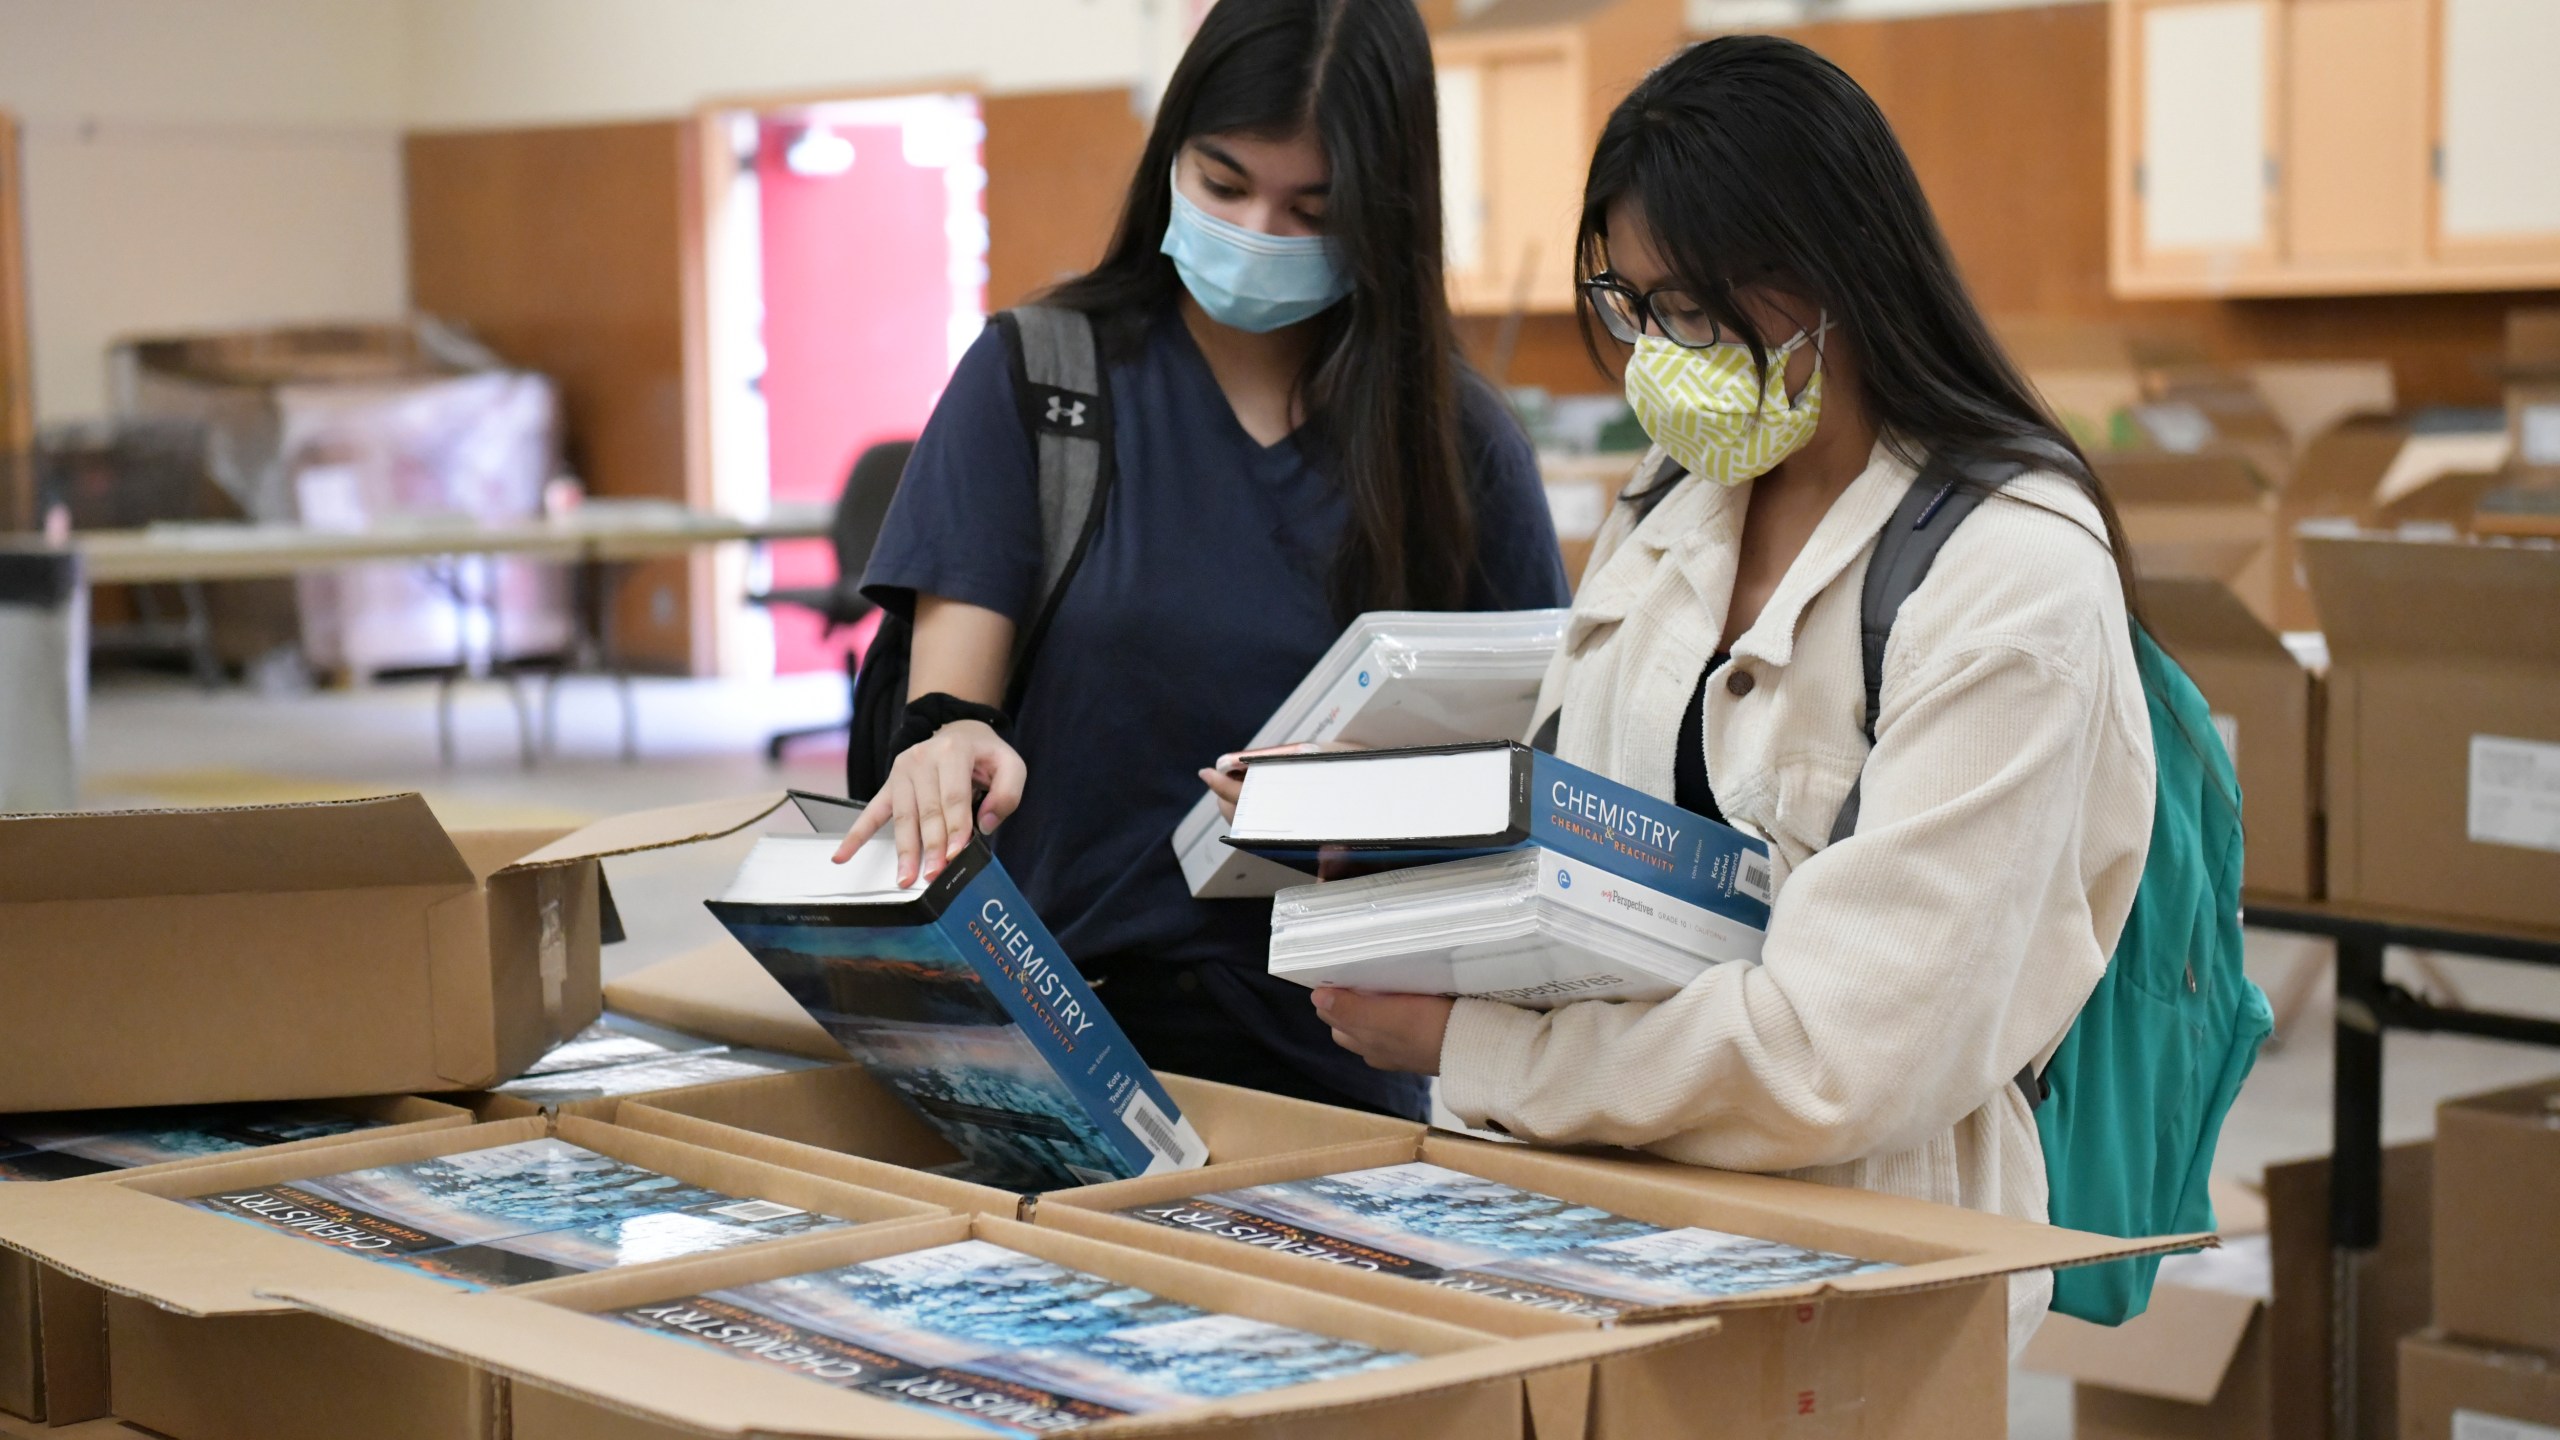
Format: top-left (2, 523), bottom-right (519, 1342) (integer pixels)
top-left (2020, 1281), bottom-right (2261, 1405)
top-left (0, 1117), bottom-right (555, 1317)
top-left (0, 1114), bottom-right (940, 1324)
top-left (2305, 532), bottom-right (2560, 666)
top-left (2143, 576), bottom-right (2295, 661)
top-left (265, 1212), bottom-right (1714, 1440)
top-left (504, 792), bottom-right (790, 873)
top-left (604, 944), bottom-right (849, 1061)
top-left (0, 793), bottom-right (473, 904)
top-left (2100, 451), bottom-right (2271, 506)
top-left (1038, 1132), bottom-right (2211, 1335)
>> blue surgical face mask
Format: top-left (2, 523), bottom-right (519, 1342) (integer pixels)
top-left (1159, 172), bottom-right (1350, 334)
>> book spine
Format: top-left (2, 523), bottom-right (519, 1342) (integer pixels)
top-left (943, 865), bottom-right (1206, 1175)
top-left (1525, 751), bottom-right (1774, 924)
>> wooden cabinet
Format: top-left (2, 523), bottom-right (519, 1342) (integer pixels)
top-left (2112, 0), bottom-right (2560, 295)
top-left (1438, 27), bottom-right (1590, 315)
top-left (2432, 0), bottom-right (2560, 271)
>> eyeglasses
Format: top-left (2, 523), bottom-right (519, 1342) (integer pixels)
top-left (1579, 275), bottom-right (1733, 350)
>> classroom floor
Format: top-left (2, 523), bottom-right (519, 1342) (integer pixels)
top-left (77, 671), bottom-right (2560, 1440)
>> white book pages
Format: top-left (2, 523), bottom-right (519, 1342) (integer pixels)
top-left (1267, 849), bottom-right (1760, 1007)
top-left (1175, 609), bottom-right (1565, 899)
top-left (717, 833), bottom-right (931, 907)
top-left (1229, 746), bottom-right (1516, 845)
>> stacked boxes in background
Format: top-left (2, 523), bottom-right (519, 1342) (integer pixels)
top-left (2019, 1145), bottom-right (2434, 1440)
top-left (2140, 574), bottom-right (2324, 900)
top-left (2304, 533), bottom-right (2560, 933)
top-left (2404, 1079), bottom-right (2560, 1440)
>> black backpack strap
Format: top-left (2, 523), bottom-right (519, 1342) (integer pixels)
top-left (1826, 451), bottom-right (2045, 1108)
top-left (993, 305), bottom-right (1115, 714)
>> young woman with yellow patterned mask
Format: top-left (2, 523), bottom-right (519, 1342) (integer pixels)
top-left (1313, 35), bottom-right (2159, 1359)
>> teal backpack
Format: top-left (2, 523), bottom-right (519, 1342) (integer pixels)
top-left (1836, 454), bottom-right (2275, 1326)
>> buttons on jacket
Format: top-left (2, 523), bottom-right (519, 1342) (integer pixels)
top-left (1725, 667), bottom-right (1756, 698)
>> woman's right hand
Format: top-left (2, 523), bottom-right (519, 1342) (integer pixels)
top-left (834, 719), bottom-right (1028, 884)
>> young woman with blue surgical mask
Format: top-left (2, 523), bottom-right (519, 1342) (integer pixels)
top-left (1315, 36), bottom-right (2157, 1344)
top-left (840, 0), bottom-right (1567, 1118)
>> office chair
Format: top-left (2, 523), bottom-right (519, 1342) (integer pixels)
top-left (756, 438), bottom-right (913, 762)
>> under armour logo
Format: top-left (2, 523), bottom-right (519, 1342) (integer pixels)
top-left (1046, 395), bottom-right (1087, 428)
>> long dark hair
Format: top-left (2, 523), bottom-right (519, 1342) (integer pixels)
top-left (1045, 0), bottom-right (1474, 617)
top-left (1578, 35), bottom-right (2141, 613)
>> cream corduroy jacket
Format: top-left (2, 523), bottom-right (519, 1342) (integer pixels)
top-left (1437, 440), bottom-right (2155, 1326)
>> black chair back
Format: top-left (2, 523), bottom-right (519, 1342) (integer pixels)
top-left (831, 440), bottom-right (914, 590)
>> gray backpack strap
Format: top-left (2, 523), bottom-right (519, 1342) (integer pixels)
top-left (994, 305), bottom-right (1115, 712)
top-left (1825, 454), bottom-right (2010, 846)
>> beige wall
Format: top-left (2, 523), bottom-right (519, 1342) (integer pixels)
top-left (0, 0), bottom-right (1161, 425)
top-left (401, 0), bottom-right (1157, 129)
top-left (0, 0), bottom-right (407, 424)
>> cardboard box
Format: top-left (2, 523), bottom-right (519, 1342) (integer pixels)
top-left (2105, 450), bottom-right (2285, 625)
top-left (2304, 533), bottom-right (2560, 932)
top-left (0, 792), bottom-right (792, 1113)
top-left (623, 1063), bottom-right (1427, 1218)
top-left (0, 1116), bottom-right (942, 1440)
top-left (2503, 309), bottom-right (2560, 482)
top-left (1032, 1132), bottom-right (2202, 1440)
top-left (600, 944), bottom-right (1427, 1214)
top-left (2434, 1078), bottom-right (2560, 1358)
top-left (0, 1095), bottom-right (472, 1425)
top-left (2400, 1331), bottom-right (2560, 1440)
top-left (2025, 1145), bottom-right (2433, 1440)
top-left (2143, 575), bottom-right (2323, 897)
top-left (265, 1212), bottom-right (1705, 1440)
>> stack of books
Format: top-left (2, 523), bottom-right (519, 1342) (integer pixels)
top-left (1173, 608), bottom-right (1567, 898)
top-left (190, 1136), bottom-right (852, 1288)
top-left (613, 1238), bottom-right (1413, 1436)
top-left (1226, 741), bottom-right (1772, 1007)
top-left (1120, 1161), bottom-right (1891, 1319)
top-left (708, 827), bottom-right (1207, 1191)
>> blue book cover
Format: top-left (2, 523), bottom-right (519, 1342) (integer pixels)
top-left (0, 1104), bottom-right (378, 1181)
top-left (708, 835), bottom-right (1205, 1190)
top-left (1228, 741), bottom-right (1773, 928)
top-left (185, 1138), bottom-right (837, 1289)
top-left (624, 1240), bottom-right (1411, 1435)
top-left (1122, 1161), bottom-right (1890, 1319)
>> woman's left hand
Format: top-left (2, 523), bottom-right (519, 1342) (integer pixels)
top-left (1313, 988), bottom-right (1454, 1075)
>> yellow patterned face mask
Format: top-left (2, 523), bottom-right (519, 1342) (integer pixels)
top-left (1623, 318), bottom-right (1829, 487)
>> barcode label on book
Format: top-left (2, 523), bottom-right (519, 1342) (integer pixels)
top-left (1120, 1088), bottom-right (1185, 1165)
top-left (706, 1199), bottom-right (804, 1223)
top-left (1735, 851), bottom-right (1773, 905)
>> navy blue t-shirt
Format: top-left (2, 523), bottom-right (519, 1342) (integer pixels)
top-left (863, 305), bottom-right (1567, 1114)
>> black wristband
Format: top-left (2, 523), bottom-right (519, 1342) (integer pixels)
top-left (891, 692), bottom-right (1013, 756)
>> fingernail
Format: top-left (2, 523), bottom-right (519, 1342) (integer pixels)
top-left (979, 812), bottom-right (998, 834)
top-left (1213, 754), bottom-right (1240, 772)
top-left (1197, 768), bottom-right (1220, 784)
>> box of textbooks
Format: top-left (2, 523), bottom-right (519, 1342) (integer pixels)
top-left (1171, 608), bottom-right (1568, 899)
top-left (0, 791), bottom-right (796, 1113)
top-left (0, 1096), bottom-right (471, 1425)
top-left (256, 1211), bottom-right (1710, 1440)
top-left (584, 946), bottom-right (1424, 1215)
top-left (0, 1117), bottom-right (940, 1440)
top-left (466, 1011), bottom-right (841, 1122)
top-left (622, 1065), bottom-right (1426, 1217)
top-left (1034, 1134), bottom-right (2207, 1440)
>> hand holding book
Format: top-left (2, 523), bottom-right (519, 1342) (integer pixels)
top-left (1312, 987), bottom-right (1453, 1075)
